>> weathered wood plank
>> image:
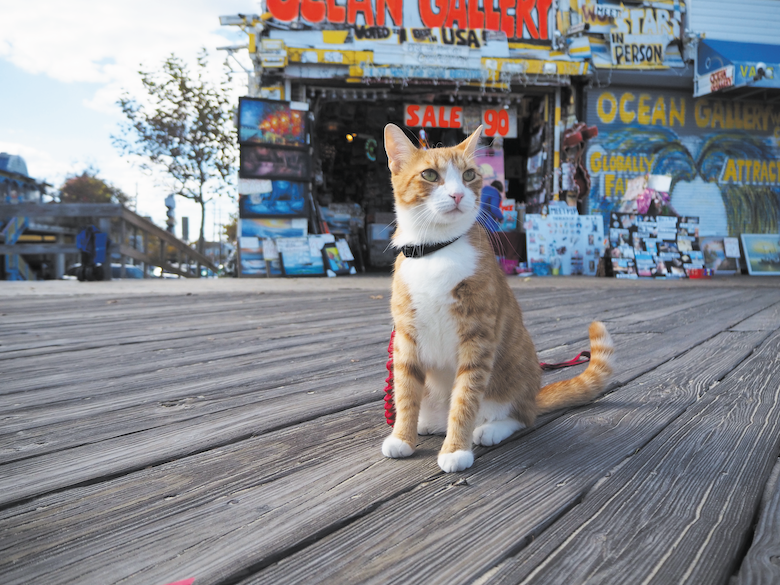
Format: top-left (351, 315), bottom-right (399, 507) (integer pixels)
top-left (0, 366), bottom-right (388, 507)
top-left (0, 404), bottom-right (432, 585)
top-left (1, 288), bottom-right (773, 500)
top-left (0, 342), bottom-right (387, 463)
top-left (1, 287), bottom-right (750, 466)
top-left (29, 324), bottom-right (748, 582)
top-left (0, 305), bottom-right (392, 379)
top-left (606, 288), bottom-right (745, 325)
top-left (0, 281), bottom-right (778, 585)
top-left (537, 289), bottom-right (780, 393)
top-left (0, 304), bottom-right (389, 359)
top-left (734, 457), bottom-right (780, 585)
top-left (0, 316), bottom-right (390, 396)
top-left (0, 285), bottom-right (684, 347)
top-left (481, 330), bottom-right (780, 585)
top-left (242, 330), bottom-right (774, 585)
top-left (730, 302), bottom-right (780, 332)
top-left (1, 289), bottom-right (373, 338)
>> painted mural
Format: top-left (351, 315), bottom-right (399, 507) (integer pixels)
top-left (586, 88), bottom-right (780, 237)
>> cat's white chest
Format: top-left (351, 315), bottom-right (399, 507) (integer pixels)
top-left (398, 238), bottom-right (478, 369)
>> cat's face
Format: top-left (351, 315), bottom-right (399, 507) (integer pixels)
top-left (384, 124), bottom-right (483, 243)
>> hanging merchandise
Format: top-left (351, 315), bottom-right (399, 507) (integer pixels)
top-left (560, 122), bottom-right (599, 210)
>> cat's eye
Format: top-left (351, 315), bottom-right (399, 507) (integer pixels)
top-left (421, 169), bottom-right (439, 182)
top-left (463, 169), bottom-right (477, 182)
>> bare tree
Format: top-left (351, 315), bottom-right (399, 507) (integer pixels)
top-left (113, 49), bottom-right (237, 252)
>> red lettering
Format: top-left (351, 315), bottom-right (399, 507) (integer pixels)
top-left (499, 0), bottom-right (515, 39)
top-left (406, 105), bottom-right (465, 128)
top-left (301, 0), bottom-right (326, 22)
top-left (422, 106), bottom-right (437, 127)
top-left (347, 0), bottom-right (375, 25)
top-left (498, 109), bottom-right (509, 135)
top-left (267, 0), bottom-right (300, 21)
top-left (419, 0), bottom-right (448, 28)
top-left (536, 0), bottom-right (552, 38)
top-left (516, 0), bottom-right (537, 38)
top-left (483, 0), bottom-right (500, 31)
top-left (445, 0), bottom-right (468, 28)
top-left (467, 0), bottom-right (485, 29)
top-left (377, 0), bottom-right (403, 26)
top-left (484, 109), bottom-right (497, 136)
top-left (451, 107), bottom-right (462, 128)
top-left (325, 0), bottom-right (346, 22)
top-left (483, 109), bottom-right (511, 136)
top-left (406, 105), bottom-right (420, 127)
top-left (438, 106), bottom-right (449, 127)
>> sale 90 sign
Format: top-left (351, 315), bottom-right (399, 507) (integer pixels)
top-left (482, 107), bottom-right (517, 138)
top-left (404, 104), bottom-right (517, 138)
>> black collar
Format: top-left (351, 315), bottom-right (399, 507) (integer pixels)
top-left (400, 237), bottom-right (461, 258)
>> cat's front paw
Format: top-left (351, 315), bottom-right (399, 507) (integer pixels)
top-left (438, 450), bottom-right (474, 473)
top-left (473, 420), bottom-right (524, 446)
top-left (382, 435), bottom-right (415, 459)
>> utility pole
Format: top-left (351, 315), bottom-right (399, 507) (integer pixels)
top-left (218, 14), bottom-right (266, 97)
top-left (164, 194), bottom-right (176, 234)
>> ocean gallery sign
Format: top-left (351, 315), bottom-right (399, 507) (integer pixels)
top-left (266, 0), bottom-right (555, 41)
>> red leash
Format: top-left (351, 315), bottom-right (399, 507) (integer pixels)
top-left (383, 330), bottom-right (591, 427)
top-left (384, 330), bottom-right (397, 426)
top-left (539, 351), bottom-right (591, 371)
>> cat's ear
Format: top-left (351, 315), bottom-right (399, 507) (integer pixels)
top-left (459, 125), bottom-right (483, 158)
top-left (384, 124), bottom-right (417, 174)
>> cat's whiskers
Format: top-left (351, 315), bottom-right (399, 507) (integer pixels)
top-left (474, 208), bottom-right (507, 257)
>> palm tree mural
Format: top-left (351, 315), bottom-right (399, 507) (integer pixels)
top-left (589, 127), bottom-right (780, 235)
top-left (697, 133), bottom-right (780, 235)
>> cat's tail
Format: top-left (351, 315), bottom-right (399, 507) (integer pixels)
top-left (536, 321), bottom-right (614, 414)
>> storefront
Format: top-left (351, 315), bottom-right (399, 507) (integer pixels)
top-left (232, 0), bottom-right (591, 276)
top-left (229, 0), bottom-right (780, 278)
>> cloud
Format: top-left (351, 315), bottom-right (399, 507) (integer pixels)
top-left (0, 0), bottom-right (251, 237)
top-left (0, 0), bottom-right (258, 115)
top-left (0, 1), bottom-right (256, 81)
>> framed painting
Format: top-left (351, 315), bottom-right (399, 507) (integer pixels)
top-left (741, 234), bottom-right (780, 275)
top-left (238, 182), bottom-right (308, 217)
top-left (322, 243), bottom-right (351, 275)
top-left (700, 237), bottom-right (739, 275)
top-left (277, 237), bottom-right (325, 277)
top-left (239, 145), bottom-right (311, 181)
top-left (240, 217), bottom-right (307, 240)
top-left (238, 98), bottom-right (308, 147)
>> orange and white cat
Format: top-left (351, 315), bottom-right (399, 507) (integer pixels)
top-left (381, 123), bottom-right (614, 473)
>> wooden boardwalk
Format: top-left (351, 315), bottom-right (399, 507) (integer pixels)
top-left (2, 276), bottom-right (780, 585)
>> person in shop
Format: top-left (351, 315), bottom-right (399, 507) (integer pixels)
top-left (479, 180), bottom-right (505, 232)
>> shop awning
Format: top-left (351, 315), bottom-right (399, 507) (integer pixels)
top-left (282, 47), bottom-right (587, 87)
top-left (694, 39), bottom-right (780, 97)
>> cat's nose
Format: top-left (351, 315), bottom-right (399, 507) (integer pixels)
top-left (450, 192), bottom-right (464, 205)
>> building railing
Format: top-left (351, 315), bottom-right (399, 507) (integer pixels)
top-left (0, 203), bottom-right (219, 279)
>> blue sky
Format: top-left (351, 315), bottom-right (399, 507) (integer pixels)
top-left (0, 0), bottom-right (256, 238)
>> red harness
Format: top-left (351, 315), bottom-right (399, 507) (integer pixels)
top-left (383, 330), bottom-right (591, 426)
